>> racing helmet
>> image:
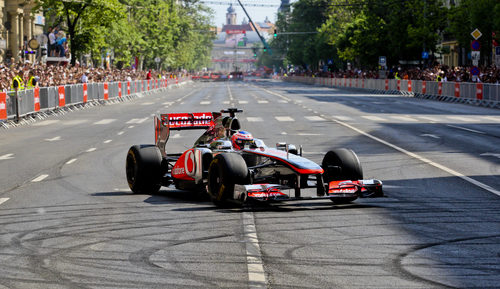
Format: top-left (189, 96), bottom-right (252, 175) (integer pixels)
top-left (231, 131), bottom-right (254, 150)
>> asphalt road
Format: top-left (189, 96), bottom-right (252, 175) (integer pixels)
top-left (0, 79), bottom-right (499, 288)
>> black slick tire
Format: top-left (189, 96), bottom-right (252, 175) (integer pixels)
top-left (322, 148), bottom-right (363, 204)
top-left (207, 153), bottom-right (248, 207)
top-left (126, 145), bottom-right (162, 194)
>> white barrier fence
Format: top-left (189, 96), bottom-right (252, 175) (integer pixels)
top-left (286, 76), bottom-right (500, 107)
top-left (0, 78), bottom-right (188, 122)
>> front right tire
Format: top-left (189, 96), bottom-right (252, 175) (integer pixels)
top-left (322, 148), bottom-right (363, 204)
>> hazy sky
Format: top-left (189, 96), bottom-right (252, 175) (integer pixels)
top-left (204, 0), bottom-right (285, 27)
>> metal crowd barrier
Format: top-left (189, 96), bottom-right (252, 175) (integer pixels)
top-left (286, 76), bottom-right (499, 106)
top-left (0, 78), bottom-right (188, 122)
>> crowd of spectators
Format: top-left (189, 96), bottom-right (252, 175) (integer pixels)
top-left (0, 62), bottom-right (176, 92)
top-left (292, 65), bottom-right (500, 84)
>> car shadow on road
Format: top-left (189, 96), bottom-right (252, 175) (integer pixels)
top-left (93, 189), bottom-right (381, 213)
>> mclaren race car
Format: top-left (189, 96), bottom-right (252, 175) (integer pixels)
top-left (126, 108), bottom-right (383, 207)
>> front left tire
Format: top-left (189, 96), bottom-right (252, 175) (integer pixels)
top-left (207, 153), bottom-right (248, 207)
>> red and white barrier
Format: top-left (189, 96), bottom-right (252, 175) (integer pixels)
top-left (34, 87), bottom-right (40, 111)
top-left (0, 92), bottom-right (7, 120)
top-left (476, 83), bottom-right (483, 100)
top-left (83, 83), bottom-right (88, 103)
top-left (58, 86), bottom-right (65, 107)
top-left (103, 83), bottom-right (109, 100)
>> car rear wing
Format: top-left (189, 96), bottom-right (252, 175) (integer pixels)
top-left (154, 112), bottom-right (221, 157)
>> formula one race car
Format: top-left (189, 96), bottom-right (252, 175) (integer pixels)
top-left (126, 108), bottom-right (383, 207)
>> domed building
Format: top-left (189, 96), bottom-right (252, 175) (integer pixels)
top-left (210, 4), bottom-right (274, 72)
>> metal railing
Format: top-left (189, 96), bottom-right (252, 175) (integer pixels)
top-left (0, 78), bottom-right (188, 122)
top-left (286, 76), bottom-right (500, 106)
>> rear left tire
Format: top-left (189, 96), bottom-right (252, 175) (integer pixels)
top-left (126, 145), bottom-right (162, 194)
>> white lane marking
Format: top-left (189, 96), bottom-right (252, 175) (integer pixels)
top-left (33, 120), bottom-right (60, 126)
top-left (362, 115), bottom-right (386, 122)
top-left (297, 133), bottom-right (322, 136)
top-left (257, 100), bottom-right (269, 104)
top-left (163, 101), bottom-right (174, 105)
top-left (126, 117), bottom-right (148, 124)
top-left (391, 116), bottom-right (419, 122)
top-left (446, 124), bottom-right (485, 134)
top-left (63, 119), bottom-right (88, 125)
top-left (247, 117), bottom-right (263, 122)
top-left (32, 174), bottom-right (49, 182)
top-left (141, 102), bottom-right (154, 105)
top-left (86, 148), bottom-right (97, 152)
top-left (0, 198), bottom-right (9, 205)
top-left (418, 116), bottom-right (439, 123)
top-left (331, 118), bottom-right (500, 197)
top-left (0, 154), bottom-right (14, 160)
top-left (275, 116), bottom-right (294, 122)
top-left (66, 159), bottom-right (77, 164)
top-left (171, 133), bottom-right (181, 139)
top-left (305, 116), bottom-right (325, 121)
top-left (256, 85), bottom-right (291, 101)
top-left (447, 116), bottom-right (480, 122)
top-left (482, 116), bottom-right (500, 122)
top-left (104, 140), bottom-right (112, 144)
top-left (243, 212), bottom-right (267, 288)
top-left (480, 153), bottom-right (500, 159)
top-left (223, 101), bottom-right (230, 104)
top-left (44, 136), bottom-right (61, 142)
top-left (239, 100), bottom-right (249, 104)
top-left (421, 134), bottom-right (440, 139)
top-left (117, 131), bottom-right (125, 135)
top-left (200, 101), bottom-right (211, 105)
top-left (335, 115), bottom-right (353, 121)
top-left (281, 132), bottom-right (287, 135)
top-left (94, 119), bottom-right (116, 125)
top-left (227, 83), bottom-right (234, 101)
top-left (128, 125), bottom-right (135, 129)
top-left (278, 100), bottom-right (288, 103)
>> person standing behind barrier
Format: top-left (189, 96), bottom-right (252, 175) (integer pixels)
top-left (81, 71), bottom-right (88, 83)
top-left (26, 71), bottom-right (38, 90)
top-left (11, 70), bottom-right (24, 91)
top-left (48, 27), bottom-right (56, 57)
top-left (56, 31), bottom-right (67, 57)
top-left (147, 70), bottom-right (152, 80)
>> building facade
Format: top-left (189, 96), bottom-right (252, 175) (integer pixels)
top-left (210, 4), bottom-right (274, 72)
top-left (0, 0), bottom-right (44, 64)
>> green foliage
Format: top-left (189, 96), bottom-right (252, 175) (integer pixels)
top-left (320, 0), bottom-right (446, 68)
top-left (35, 0), bottom-right (215, 70)
top-left (447, 0), bottom-right (500, 64)
top-left (273, 0), bottom-right (335, 71)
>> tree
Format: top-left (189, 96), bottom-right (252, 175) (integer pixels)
top-left (447, 0), bottom-right (500, 65)
top-left (274, 0), bottom-right (334, 71)
top-left (321, 0), bottom-right (446, 68)
top-left (36, 0), bottom-right (125, 66)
